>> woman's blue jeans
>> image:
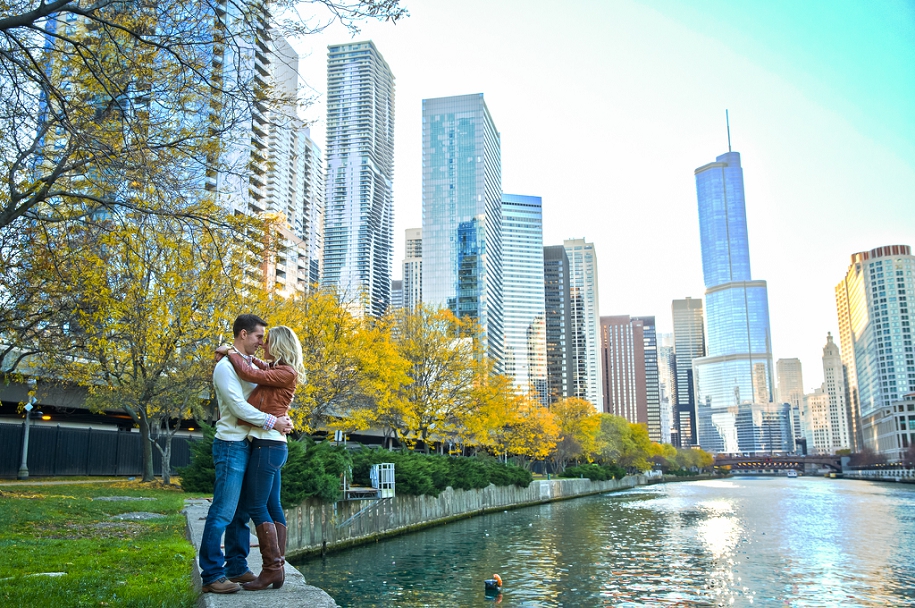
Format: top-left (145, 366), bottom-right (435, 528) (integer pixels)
top-left (245, 439), bottom-right (287, 526)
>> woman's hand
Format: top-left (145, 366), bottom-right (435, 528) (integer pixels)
top-left (214, 344), bottom-right (230, 361)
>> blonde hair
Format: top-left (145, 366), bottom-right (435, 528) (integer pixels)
top-left (267, 326), bottom-right (305, 377)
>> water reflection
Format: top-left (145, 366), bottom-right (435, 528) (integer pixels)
top-left (294, 477), bottom-right (915, 607)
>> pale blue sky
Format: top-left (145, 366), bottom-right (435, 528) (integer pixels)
top-left (291, 0), bottom-right (915, 390)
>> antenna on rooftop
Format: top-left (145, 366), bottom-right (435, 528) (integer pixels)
top-left (726, 109), bottom-right (732, 153)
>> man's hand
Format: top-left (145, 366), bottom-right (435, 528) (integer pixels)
top-left (275, 415), bottom-right (294, 435)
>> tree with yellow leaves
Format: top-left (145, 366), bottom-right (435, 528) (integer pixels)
top-left (549, 397), bottom-right (600, 472)
top-left (491, 393), bottom-right (560, 468)
top-left (266, 289), bottom-right (409, 437)
top-left (390, 305), bottom-right (504, 453)
top-left (32, 206), bottom-right (251, 482)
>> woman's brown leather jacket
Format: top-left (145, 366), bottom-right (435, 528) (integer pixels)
top-left (226, 351), bottom-right (297, 418)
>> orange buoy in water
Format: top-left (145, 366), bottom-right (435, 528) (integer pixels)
top-left (484, 573), bottom-right (503, 593)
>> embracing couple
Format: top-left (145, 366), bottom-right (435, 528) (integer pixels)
top-left (198, 314), bottom-right (304, 594)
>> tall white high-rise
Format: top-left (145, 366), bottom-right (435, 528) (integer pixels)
top-left (214, 27), bottom-right (323, 296)
top-left (502, 194), bottom-right (547, 403)
top-left (658, 333), bottom-right (675, 444)
top-left (564, 238), bottom-right (602, 410)
top-left (836, 244), bottom-right (915, 455)
top-left (322, 41), bottom-right (395, 316)
top-left (776, 358), bottom-right (805, 450)
top-left (422, 94), bottom-right (504, 369)
top-left (403, 228), bottom-right (422, 312)
top-left (821, 333), bottom-right (851, 452)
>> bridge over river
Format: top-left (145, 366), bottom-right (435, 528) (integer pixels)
top-left (714, 454), bottom-right (842, 471)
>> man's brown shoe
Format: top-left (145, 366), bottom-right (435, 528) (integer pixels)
top-left (229, 571), bottom-right (256, 583)
top-left (202, 577), bottom-right (241, 594)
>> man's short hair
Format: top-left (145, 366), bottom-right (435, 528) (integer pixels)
top-left (233, 314), bottom-right (268, 338)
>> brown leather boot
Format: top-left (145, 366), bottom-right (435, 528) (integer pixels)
top-left (275, 523), bottom-right (287, 568)
top-left (242, 523), bottom-right (284, 591)
top-left (229, 571), bottom-right (256, 583)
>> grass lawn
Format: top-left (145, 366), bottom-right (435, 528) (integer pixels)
top-left (0, 480), bottom-right (202, 607)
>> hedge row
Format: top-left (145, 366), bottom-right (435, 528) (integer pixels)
top-left (179, 429), bottom-right (532, 507)
top-left (559, 463), bottom-right (626, 481)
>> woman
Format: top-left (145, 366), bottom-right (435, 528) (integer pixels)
top-left (218, 325), bottom-right (304, 591)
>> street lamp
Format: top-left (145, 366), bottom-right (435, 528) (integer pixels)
top-left (17, 379), bottom-right (38, 480)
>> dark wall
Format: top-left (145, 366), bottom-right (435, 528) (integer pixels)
top-left (0, 423), bottom-right (198, 478)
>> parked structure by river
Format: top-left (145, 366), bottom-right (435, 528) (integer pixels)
top-left (295, 477), bottom-right (915, 606)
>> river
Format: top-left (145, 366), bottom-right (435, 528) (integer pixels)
top-left (293, 476), bottom-right (915, 606)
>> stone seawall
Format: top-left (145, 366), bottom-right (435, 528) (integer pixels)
top-left (285, 475), bottom-right (648, 559)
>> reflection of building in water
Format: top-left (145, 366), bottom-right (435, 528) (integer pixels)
top-left (691, 148), bottom-right (779, 454)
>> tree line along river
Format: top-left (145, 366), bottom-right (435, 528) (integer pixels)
top-left (293, 476), bottom-right (915, 607)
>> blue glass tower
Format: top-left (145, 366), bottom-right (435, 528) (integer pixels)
top-left (692, 151), bottom-right (777, 454)
top-left (421, 94), bottom-right (504, 369)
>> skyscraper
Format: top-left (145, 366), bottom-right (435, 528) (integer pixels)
top-left (421, 94), bottom-right (503, 368)
top-left (564, 238), bottom-right (603, 410)
top-left (821, 333), bottom-right (851, 452)
top-left (322, 41), bottom-right (395, 317)
top-left (214, 29), bottom-right (323, 296)
top-left (390, 280), bottom-right (403, 310)
top-left (671, 297), bottom-right (705, 447)
top-left (403, 228), bottom-right (422, 312)
top-left (657, 333), bottom-right (675, 444)
top-left (634, 316), bottom-right (661, 441)
top-left (502, 194), bottom-right (547, 402)
top-left (544, 245), bottom-right (573, 402)
top-left (600, 316), bottom-right (647, 424)
top-left (836, 244), bottom-right (915, 455)
top-left (691, 150), bottom-right (776, 454)
top-left (776, 358), bottom-right (805, 450)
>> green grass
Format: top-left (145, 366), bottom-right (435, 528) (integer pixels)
top-left (0, 480), bottom-right (203, 607)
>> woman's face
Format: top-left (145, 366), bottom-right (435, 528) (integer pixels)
top-left (263, 336), bottom-right (274, 361)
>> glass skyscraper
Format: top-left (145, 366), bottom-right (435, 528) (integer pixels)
top-left (502, 194), bottom-right (547, 403)
top-left (421, 94), bottom-right (504, 369)
top-left (322, 41), bottom-right (395, 317)
top-left (692, 151), bottom-right (776, 454)
top-left (564, 238), bottom-right (603, 410)
top-left (672, 297), bottom-right (705, 447)
top-left (544, 245), bottom-right (573, 402)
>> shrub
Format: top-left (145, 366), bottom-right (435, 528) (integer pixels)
top-left (177, 425), bottom-right (216, 493)
top-left (560, 463), bottom-right (626, 481)
top-left (349, 449), bottom-right (531, 498)
top-left (281, 439), bottom-right (351, 506)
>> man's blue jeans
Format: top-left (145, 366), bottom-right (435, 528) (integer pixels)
top-left (198, 438), bottom-right (252, 585)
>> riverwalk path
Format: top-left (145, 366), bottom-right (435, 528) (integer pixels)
top-left (183, 498), bottom-right (338, 608)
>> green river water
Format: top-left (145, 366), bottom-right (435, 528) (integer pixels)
top-left (293, 476), bottom-right (915, 607)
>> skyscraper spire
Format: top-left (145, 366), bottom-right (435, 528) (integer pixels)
top-left (726, 109), bottom-right (732, 153)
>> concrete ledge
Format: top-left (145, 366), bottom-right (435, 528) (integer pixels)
top-left (183, 499), bottom-right (338, 608)
top-left (286, 475), bottom-right (649, 560)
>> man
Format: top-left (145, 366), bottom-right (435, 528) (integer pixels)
top-left (198, 314), bottom-right (294, 594)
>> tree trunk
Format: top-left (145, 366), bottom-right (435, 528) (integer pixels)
top-left (160, 431), bottom-right (173, 485)
top-left (139, 414), bottom-right (155, 482)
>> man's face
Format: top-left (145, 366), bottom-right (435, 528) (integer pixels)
top-left (238, 325), bottom-right (266, 356)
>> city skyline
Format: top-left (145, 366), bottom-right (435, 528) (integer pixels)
top-left (288, 0), bottom-right (915, 391)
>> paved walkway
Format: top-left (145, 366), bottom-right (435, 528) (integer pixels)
top-left (184, 499), bottom-right (338, 608)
